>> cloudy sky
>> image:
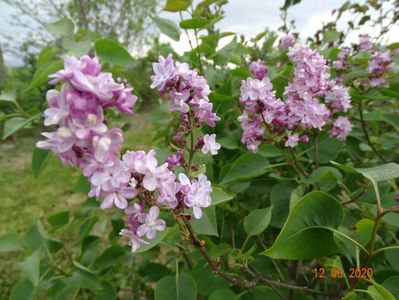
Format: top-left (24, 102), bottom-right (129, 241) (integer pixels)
top-left (0, 0), bottom-right (397, 66)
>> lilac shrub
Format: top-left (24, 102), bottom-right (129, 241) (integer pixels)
top-left (238, 44), bottom-right (353, 151)
top-left (37, 54), bottom-right (219, 252)
top-left (336, 33), bottom-right (395, 88)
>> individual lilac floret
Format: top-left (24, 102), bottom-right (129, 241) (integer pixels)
top-left (137, 206), bottom-right (166, 239)
top-left (119, 228), bottom-right (149, 253)
top-left (329, 116), bottom-right (353, 140)
top-left (249, 60), bottom-right (268, 80)
top-left (285, 131), bottom-right (299, 148)
top-left (179, 173), bottom-right (212, 219)
top-left (201, 134), bottom-right (221, 155)
top-left (280, 33), bottom-right (296, 49)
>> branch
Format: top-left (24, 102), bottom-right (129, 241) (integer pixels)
top-left (180, 217), bottom-right (338, 297)
top-left (358, 101), bottom-right (389, 163)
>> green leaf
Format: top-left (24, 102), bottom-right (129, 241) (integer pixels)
top-left (353, 219), bottom-right (374, 246)
top-left (382, 276), bottom-right (399, 299)
top-left (191, 206), bottom-right (218, 236)
top-left (221, 152), bottom-right (269, 184)
top-left (261, 191), bottom-right (344, 259)
top-left (209, 288), bottom-right (236, 300)
top-left (323, 30), bottom-right (340, 43)
top-left (212, 38), bottom-right (237, 65)
top-left (217, 135), bottom-right (238, 150)
top-left (309, 133), bottom-right (343, 163)
top-left (332, 162), bottom-right (399, 186)
top-left (385, 250), bottom-right (399, 273)
top-left (304, 166), bottom-right (342, 192)
top-left (210, 186), bottom-right (234, 206)
top-left (9, 279), bottom-right (35, 300)
top-left (164, 0), bottom-right (191, 12)
top-left (153, 17), bottom-right (181, 41)
top-left (94, 245), bottom-right (125, 270)
top-left (0, 233), bottom-right (24, 252)
top-left (46, 18), bottom-right (74, 37)
top-left (73, 174), bottom-right (91, 194)
top-left (3, 114), bottom-right (40, 139)
top-left (155, 273), bottom-right (197, 300)
top-left (282, 0), bottom-right (301, 10)
top-left (62, 35), bottom-right (91, 57)
top-left (32, 148), bottom-right (50, 178)
top-left (63, 271), bottom-right (103, 291)
top-left (243, 206), bottom-right (273, 237)
top-left (18, 251), bottom-right (41, 286)
top-left (27, 60), bottom-right (63, 90)
top-left (25, 220), bottom-right (59, 253)
top-left (139, 263), bottom-right (173, 282)
top-left (135, 228), bottom-right (170, 253)
top-left (367, 279), bottom-right (395, 300)
top-left (270, 182), bottom-right (294, 228)
top-left (180, 18), bottom-right (208, 29)
top-left (47, 211), bottom-right (70, 230)
top-left (95, 39), bottom-right (134, 68)
top-left (0, 87), bottom-right (16, 104)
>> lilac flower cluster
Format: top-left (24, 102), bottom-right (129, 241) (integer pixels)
top-left (38, 55), bottom-right (215, 252)
top-left (150, 54), bottom-right (221, 163)
top-left (238, 44), bottom-right (353, 151)
top-left (336, 34), bottom-right (395, 88)
top-left (151, 54), bottom-right (220, 127)
top-left (280, 33), bottom-right (296, 49)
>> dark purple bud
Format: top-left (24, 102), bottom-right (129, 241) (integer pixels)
top-left (299, 135), bottom-right (309, 143)
top-left (395, 194), bottom-right (399, 202)
top-left (173, 134), bottom-right (186, 146)
top-left (197, 136), bottom-right (204, 149)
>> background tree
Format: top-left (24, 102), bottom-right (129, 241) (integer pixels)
top-left (1, 0), bottom-right (159, 62)
top-left (0, 45), bottom-right (7, 84)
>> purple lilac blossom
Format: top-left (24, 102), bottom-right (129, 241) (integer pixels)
top-left (39, 55), bottom-right (214, 253)
top-left (150, 54), bottom-right (219, 127)
top-left (179, 173), bottom-right (212, 219)
top-left (280, 33), bottom-right (296, 49)
top-left (201, 134), bottom-right (221, 155)
top-left (249, 60), bottom-right (268, 80)
top-left (238, 44), bottom-right (353, 151)
top-left (329, 116), bottom-right (353, 140)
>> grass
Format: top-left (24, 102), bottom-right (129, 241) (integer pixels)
top-left (0, 111), bottom-right (155, 296)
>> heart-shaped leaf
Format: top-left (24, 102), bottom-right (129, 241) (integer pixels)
top-left (261, 191), bottom-right (344, 260)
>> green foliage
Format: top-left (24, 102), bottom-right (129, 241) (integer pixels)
top-left (153, 17), bottom-right (181, 41)
top-left (95, 39), bottom-right (135, 68)
top-left (262, 191), bottom-right (344, 259)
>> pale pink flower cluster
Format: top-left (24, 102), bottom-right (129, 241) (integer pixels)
top-left (249, 60), bottom-right (268, 80)
top-left (280, 33), bottom-right (296, 49)
top-left (336, 34), bottom-right (394, 88)
top-left (151, 54), bottom-right (220, 127)
top-left (38, 55), bottom-right (214, 252)
top-left (238, 45), bottom-right (353, 151)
